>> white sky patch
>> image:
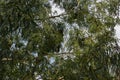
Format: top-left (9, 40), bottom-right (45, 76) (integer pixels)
top-left (49, 0), bottom-right (65, 15)
top-left (36, 75), bottom-right (42, 80)
top-left (115, 24), bottom-right (120, 45)
top-left (51, 5), bottom-right (65, 15)
top-left (49, 57), bottom-right (55, 64)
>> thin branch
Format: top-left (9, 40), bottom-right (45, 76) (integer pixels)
top-left (48, 13), bottom-right (66, 18)
top-left (1, 52), bottom-right (73, 61)
top-left (35, 13), bottom-right (67, 21)
top-left (1, 58), bottom-right (12, 61)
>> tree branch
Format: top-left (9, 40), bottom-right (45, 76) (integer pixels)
top-left (35, 13), bottom-right (67, 21)
top-left (1, 52), bottom-right (73, 61)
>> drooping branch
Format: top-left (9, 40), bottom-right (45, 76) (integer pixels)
top-left (1, 52), bottom-right (73, 62)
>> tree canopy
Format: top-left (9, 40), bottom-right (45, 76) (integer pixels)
top-left (0, 0), bottom-right (120, 80)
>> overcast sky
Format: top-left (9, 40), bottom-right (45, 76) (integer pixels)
top-left (115, 25), bottom-right (120, 45)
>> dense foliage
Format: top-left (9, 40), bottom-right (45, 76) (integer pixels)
top-left (0, 0), bottom-right (120, 80)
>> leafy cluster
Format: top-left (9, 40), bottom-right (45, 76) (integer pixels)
top-left (0, 0), bottom-right (120, 80)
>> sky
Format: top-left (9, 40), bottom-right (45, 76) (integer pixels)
top-left (115, 24), bottom-right (120, 45)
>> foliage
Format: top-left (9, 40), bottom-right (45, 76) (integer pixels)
top-left (0, 0), bottom-right (120, 80)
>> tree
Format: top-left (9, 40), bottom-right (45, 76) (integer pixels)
top-left (0, 0), bottom-right (120, 80)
